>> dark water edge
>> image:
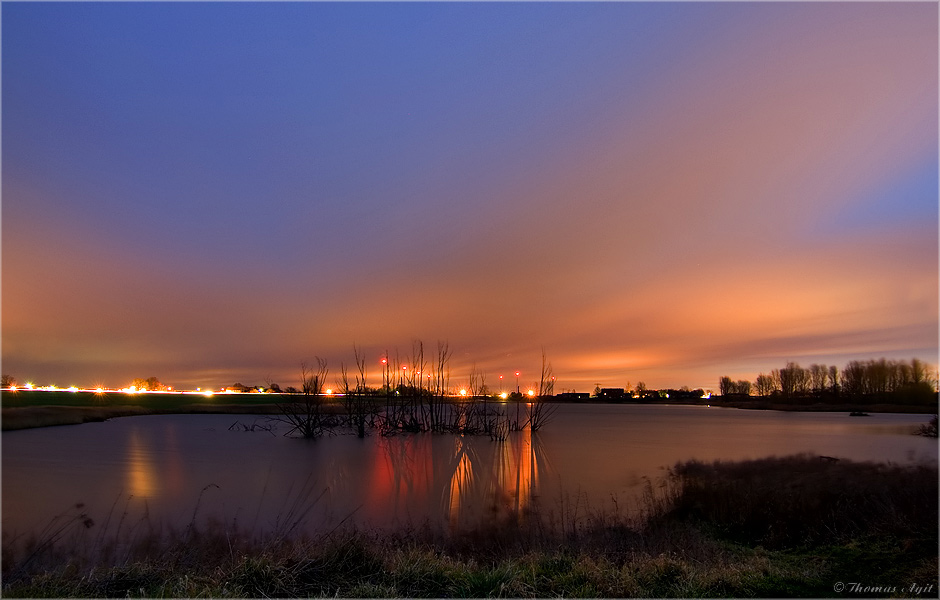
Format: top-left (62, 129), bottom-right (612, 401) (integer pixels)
top-left (3, 454), bottom-right (937, 598)
top-left (2, 397), bottom-right (935, 432)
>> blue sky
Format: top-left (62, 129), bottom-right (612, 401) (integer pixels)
top-left (3, 2), bottom-right (937, 391)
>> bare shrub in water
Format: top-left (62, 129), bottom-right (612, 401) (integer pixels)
top-left (275, 358), bottom-right (338, 438)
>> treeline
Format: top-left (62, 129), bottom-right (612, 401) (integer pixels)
top-left (721, 358), bottom-right (937, 405)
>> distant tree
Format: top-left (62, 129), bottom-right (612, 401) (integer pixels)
top-left (910, 358), bottom-right (929, 387)
top-left (635, 381), bottom-right (647, 396)
top-left (841, 361), bottom-right (865, 398)
top-left (263, 375), bottom-right (282, 394)
top-left (132, 377), bottom-right (165, 391)
top-left (1, 374), bottom-right (16, 388)
top-left (809, 364), bottom-right (829, 396)
top-left (719, 376), bottom-right (733, 396)
top-left (754, 373), bottom-right (776, 397)
top-left (777, 362), bottom-right (808, 400)
top-left (828, 365), bottom-right (840, 395)
top-left (721, 377), bottom-right (751, 396)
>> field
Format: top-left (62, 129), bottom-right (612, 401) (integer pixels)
top-left (2, 454), bottom-right (937, 598)
top-left (0, 390), bottom-right (292, 430)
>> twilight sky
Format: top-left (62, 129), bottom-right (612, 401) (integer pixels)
top-left (2, 2), bottom-right (937, 392)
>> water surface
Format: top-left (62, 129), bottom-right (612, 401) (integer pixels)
top-left (3, 404), bottom-right (935, 538)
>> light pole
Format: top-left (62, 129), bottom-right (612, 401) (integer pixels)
top-left (515, 371), bottom-right (520, 394)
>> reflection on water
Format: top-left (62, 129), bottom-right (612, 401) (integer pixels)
top-left (126, 428), bottom-right (156, 498)
top-left (443, 429), bottom-right (546, 529)
top-left (491, 428), bottom-right (539, 515)
top-left (2, 406), bottom-right (936, 539)
top-left (360, 430), bottom-right (547, 530)
top-left (447, 437), bottom-right (474, 528)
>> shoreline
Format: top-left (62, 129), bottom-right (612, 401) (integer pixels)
top-left (2, 398), bottom-right (935, 431)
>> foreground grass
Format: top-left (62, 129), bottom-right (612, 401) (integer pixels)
top-left (3, 454), bottom-right (937, 597)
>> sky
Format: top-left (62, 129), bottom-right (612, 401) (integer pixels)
top-left (2, 2), bottom-right (938, 393)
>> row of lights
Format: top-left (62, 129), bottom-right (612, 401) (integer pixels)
top-left (7, 359), bottom-right (555, 398)
top-left (6, 383), bottom-right (214, 397)
top-left (5, 383), bottom-right (539, 399)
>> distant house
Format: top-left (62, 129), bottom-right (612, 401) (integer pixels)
top-left (598, 388), bottom-right (627, 401)
top-left (555, 392), bottom-right (590, 402)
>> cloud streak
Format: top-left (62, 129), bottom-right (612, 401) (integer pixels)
top-left (2, 3), bottom-right (936, 391)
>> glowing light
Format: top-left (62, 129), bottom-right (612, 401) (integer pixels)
top-left (527, 389), bottom-right (535, 397)
top-left (459, 389), bottom-right (467, 396)
top-left (203, 390), bottom-right (214, 398)
top-left (67, 386), bottom-right (79, 393)
top-left (381, 358), bottom-right (387, 365)
top-left (325, 388), bottom-right (333, 395)
top-left (25, 382), bottom-right (34, 390)
top-left (8, 385), bottom-right (17, 392)
top-left (499, 392), bottom-right (509, 399)
top-left (95, 387), bottom-right (105, 394)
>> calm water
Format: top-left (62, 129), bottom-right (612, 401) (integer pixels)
top-left (2, 405), bottom-right (936, 538)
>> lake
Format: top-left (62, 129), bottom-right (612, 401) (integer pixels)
top-left (2, 404), bottom-right (936, 540)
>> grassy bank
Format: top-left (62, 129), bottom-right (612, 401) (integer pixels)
top-left (3, 454), bottom-right (936, 597)
top-left (0, 390), bottom-right (299, 430)
top-left (4, 389), bottom-right (936, 432)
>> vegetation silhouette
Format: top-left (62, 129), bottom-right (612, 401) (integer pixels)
top-left (274, 341), bottom-right (558, 440)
